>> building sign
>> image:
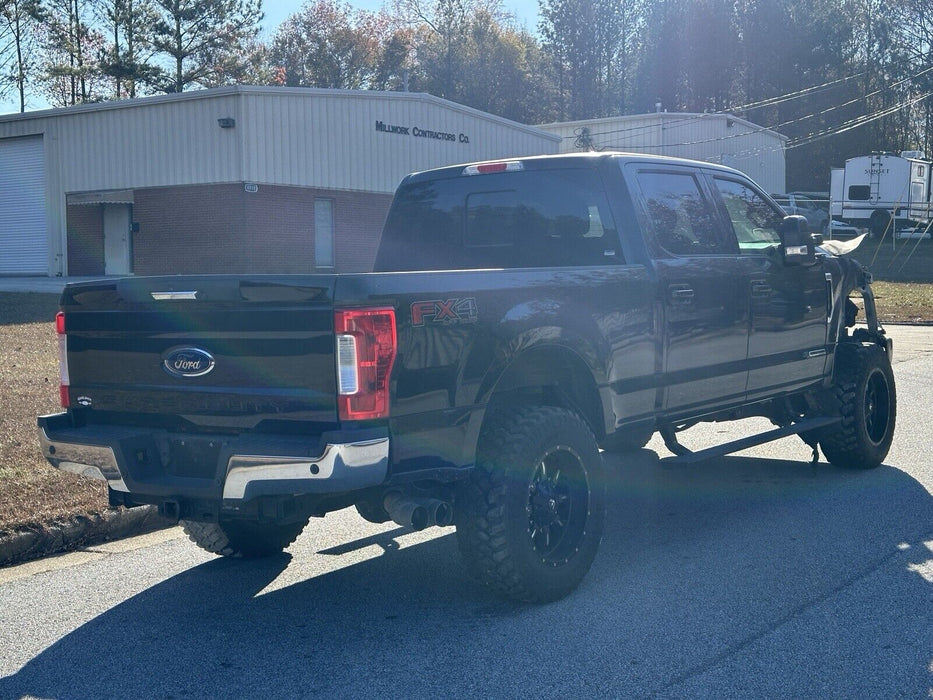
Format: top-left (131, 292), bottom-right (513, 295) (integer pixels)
top-left (376, 120), bottom-right (470, 144)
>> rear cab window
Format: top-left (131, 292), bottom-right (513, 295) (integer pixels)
top-left (375, 166), bottom-right (623, 272)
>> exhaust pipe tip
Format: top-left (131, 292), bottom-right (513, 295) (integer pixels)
top-left (426, 499), bottom-right (453, 527)
top-left (383, 492), bottom-right (430, 531)
top-left (410, 505), bottom-right (430, 531)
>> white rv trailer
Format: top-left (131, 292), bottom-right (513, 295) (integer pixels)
top-left (830, 151), bottom-right (931, 236)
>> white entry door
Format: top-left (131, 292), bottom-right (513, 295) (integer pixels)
top-left (103, 204), bottom-right (132, 275)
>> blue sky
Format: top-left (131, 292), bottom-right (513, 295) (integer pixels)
top-left (0, 0), bottom-right (541, 115)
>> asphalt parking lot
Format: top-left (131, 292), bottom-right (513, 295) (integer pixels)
top-left (0, 324), bottom-right (930, 698)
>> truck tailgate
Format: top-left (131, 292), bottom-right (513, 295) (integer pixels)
top-left (60, 276), bottom-right (339, 431)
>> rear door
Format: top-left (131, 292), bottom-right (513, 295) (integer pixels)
top-left (708, 175), bottom-right (829, 399)
top-left (626, 164), bottom-right (750, 416)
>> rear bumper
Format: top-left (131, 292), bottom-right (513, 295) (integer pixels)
top-left (222, 440), bottom-right (389, 499)
top-left (38, 413), bottom-right (389, 502)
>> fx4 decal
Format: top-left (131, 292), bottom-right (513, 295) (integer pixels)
top-left (411, 298), bottom-right (478, 326)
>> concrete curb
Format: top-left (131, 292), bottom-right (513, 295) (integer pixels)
top-left (0, 506), bottom-right (174, 568)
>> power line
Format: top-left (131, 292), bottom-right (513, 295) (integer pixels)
top-left (786, 91), bottom-right (933, 149)
top-left (564, 61), bottom-right (932, 144)
top-left (578, 79), bottom-right (933, 156)
top-left (557, 73), bottom-right (869, 141)
top-left (736, 72), bottom-right (867, 112)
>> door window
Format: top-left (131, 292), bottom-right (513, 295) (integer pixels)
top-left (635, 171), bottom-right (727, 256)
top-left (713, 178), bottom-right (782, 253)
top-left (314, 199), bottom-right (335, 268)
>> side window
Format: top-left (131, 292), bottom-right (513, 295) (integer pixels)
top-left (713, 178), bottom-right (782, 253)
top-left (635, 170), bottom-right (726, 256)
top-left (848, 185), bottom-right (871, 201)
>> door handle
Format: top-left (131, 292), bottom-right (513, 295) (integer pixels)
top-left (750, 280), bottom-right (771, 297)
top-left (669, 285), bottom-right (695, 303)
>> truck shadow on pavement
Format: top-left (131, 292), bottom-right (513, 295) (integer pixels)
top-left (2, 450), bottom-right (932, 698)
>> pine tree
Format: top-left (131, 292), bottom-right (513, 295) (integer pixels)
top-left (149, 0), bottom-right (262, 92)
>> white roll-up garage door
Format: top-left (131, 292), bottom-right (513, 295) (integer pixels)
top-left (0, 136), bottom-right (47, 275)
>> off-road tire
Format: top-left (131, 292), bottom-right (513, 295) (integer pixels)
top-left (181, 518), bottom-right (309, 558)
top-left (870, 209), bottom-right (892, 238)
top-left (455, 406), bottom-right (605, 603)
top-left (820, 343), bottom-right (896, 470)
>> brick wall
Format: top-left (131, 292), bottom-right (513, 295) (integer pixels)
top-left (332, 189), bottom-right (394, 273)
top-left (66, 205), bottom-right (104, 275)
top-left (133, 184), bottom-right (247, 275)
top-left (129, 183), bottom-right (392, 275)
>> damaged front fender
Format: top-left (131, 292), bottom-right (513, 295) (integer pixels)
top-left (825, 244), bottom-right (888, 351)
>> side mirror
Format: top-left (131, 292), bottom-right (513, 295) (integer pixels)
top-left (780, 215), bottom-right (818, 266)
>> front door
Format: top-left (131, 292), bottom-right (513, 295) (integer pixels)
top-left (103, 204), bottom-right (132, 275)
top-left (709, 176), bottom-right (828, 399)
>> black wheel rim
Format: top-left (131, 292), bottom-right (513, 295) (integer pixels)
top-left (526, 446), bottom-right (590, 566)
top-left (864, 369), bottom-right (890, 445)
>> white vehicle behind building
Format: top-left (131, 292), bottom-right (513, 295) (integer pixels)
top-left (830, 151), bottom-right (931, 236)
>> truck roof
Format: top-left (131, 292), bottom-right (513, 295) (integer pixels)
top-left (402, 151), bottom-right (750, 185)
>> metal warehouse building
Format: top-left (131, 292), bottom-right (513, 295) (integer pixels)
top-left (538, 113), bottom-right (787, 195)
top-left (0, 86), bottom-right (559, 277)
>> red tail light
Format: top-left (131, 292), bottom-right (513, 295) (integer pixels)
top-left (334, 308), bottom-right (397, 420)
top-left (56, 311), bottom-right (70, 408)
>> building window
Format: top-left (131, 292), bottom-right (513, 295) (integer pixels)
top-left (314, 199), bottom-right (334, 268)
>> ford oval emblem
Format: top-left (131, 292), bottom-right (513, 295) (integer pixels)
top-left (162, 347), bottom-right (215, 378)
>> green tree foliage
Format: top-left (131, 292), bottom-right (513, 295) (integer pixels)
top-left (539, 0), bottom-right (642, 119)
top-left (404, 0), bottom-right (550, 122)
top-left (149, 0), bottom-right (262, 92)
top-left (96, 0), bottom-right (159, 98)
top-left (269, 0), bottom-right (387, 89)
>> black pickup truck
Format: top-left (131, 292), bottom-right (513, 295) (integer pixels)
top-left (39, 153), bottom-right (895, 602)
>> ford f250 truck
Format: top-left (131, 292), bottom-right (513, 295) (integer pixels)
top-left (38, 153), bottom-right (895, 602)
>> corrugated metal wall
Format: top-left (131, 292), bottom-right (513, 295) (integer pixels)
top-left (538, 113), bottom-right (787, 194)
top-left (0, 88), bottom-right (559, 275)
top-left (0, 93), bottom-right (241, 192)
top-left (240, 89), bottom-right (559, 193)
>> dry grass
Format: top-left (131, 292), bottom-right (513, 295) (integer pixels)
top-left (873, 282), bottom-right (933, 324)
top-left (0, 293), bottom-right (107, 535)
